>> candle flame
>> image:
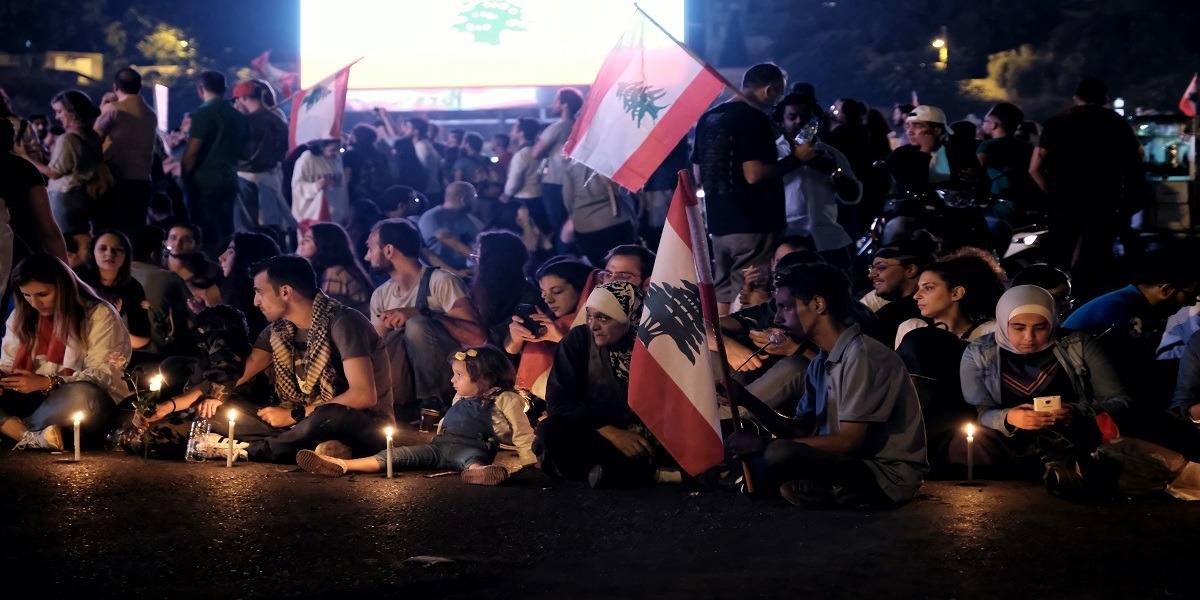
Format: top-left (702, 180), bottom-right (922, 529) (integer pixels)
top-left (965, 423), bottom-right (975, 438)
top-left (385, 426), bottom-right (394, 438)
top-left (72, 411), bottom-right (84, 424)
top-left (148, 373), bottom-right (164, 392)
top-left (228, 408), bottom-right (237, 421)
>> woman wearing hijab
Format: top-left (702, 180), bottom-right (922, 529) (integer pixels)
top-left (960, 285), bottom-right (1131, 474)
top-left (534, 281), bottom-right (677, 488)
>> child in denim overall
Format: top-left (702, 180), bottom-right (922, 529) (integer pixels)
top-left (297, 345), bottom-right (535, 485)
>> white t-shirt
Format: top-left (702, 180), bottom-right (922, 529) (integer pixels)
top-left (369, 267), bottom-right (469, 329)
top-left (504, 146), bottom-right (541, 199)
top-left (860, 290), bottom-right (890, 312)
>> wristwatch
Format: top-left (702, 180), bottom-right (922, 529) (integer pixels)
top-left (291, 406), bottom-right (306, 422)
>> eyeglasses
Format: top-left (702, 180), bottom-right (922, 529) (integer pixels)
top-left (453, 348), bottom-right (479, 361)
top-left (868, 261), bottom-right (900, 274)
top-left (598, 270), bottom-right (637, 283)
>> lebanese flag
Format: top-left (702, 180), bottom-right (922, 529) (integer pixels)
top-left (564, 8), bottom-right (727, 191)
top-left (1180, 74), bottom-right (1198, 117)
top-left (288, 64), bottom-right (353, 150)
top-left (628, 170), bottom-right (723, 476)
top-left (251, 50), bottom-right (299, 98)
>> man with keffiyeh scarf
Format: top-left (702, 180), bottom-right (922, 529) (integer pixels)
top-left (209, 255), bottom-right (394, 463)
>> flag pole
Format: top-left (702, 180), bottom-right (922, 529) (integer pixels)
top-left (679, 169), bottom-right (757, 495)
top-left (633, 4), bottom-right (756, 107)
top-left (274, 57), bottom-right (364, 108)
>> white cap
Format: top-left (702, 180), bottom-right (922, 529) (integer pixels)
top-left (905, 105), bottom-right (947, 126)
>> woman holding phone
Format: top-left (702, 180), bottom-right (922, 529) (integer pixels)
top-left (959, 285), bottom-right (1131, 475)
top-left (0, 254), bottom-right (132, 451)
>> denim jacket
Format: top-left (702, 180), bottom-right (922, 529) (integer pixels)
top-left (960, 331), bottom-right (1132, 435)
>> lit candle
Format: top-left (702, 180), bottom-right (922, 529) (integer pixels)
top-left (72, 412), bottom-right (84, 462)
top-left (227, 409), bottom-right (237, 467)
top-left (965, 423), bottom-right (976, 483)
top-left (385, 427), bottom-right (394, 479)
top-left (148, 373), bottom-right (163, 392)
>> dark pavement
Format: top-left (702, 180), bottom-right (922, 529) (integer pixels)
top-left (2, 435), bottom-right (1196, 599)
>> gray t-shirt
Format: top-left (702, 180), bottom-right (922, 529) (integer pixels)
top-left (539, 117), bottom-right (574, 185)
top-left (254, 306), bottom-right (394, 424)
top-left (369, 267), bottom-right (469, 329)
top-left (795, 324), bottom-right (929, 502)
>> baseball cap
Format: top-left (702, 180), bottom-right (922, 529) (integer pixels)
top-left (905, 105), bottom-right (947, 126)
top-left (231, 81), bottom-right (257, 99)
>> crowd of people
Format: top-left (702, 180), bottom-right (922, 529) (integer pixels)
top-left (1, 61), bottom-right (1198, 507)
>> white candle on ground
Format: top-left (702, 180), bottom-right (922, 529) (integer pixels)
top-left (72, 412), bottom-right (83, 461)
top-left (227, 409), bottom-right (237, 467)
top-left (965, 423), bottom-right (976, 483)
top-left (385, 427), bottom-right (394, 479)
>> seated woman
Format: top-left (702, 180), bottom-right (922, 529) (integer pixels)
top-left (74, 229), bottom-right (152, 350)
top-left (894, 248), bottom-right (1006, 473)
top-left (470, 230), bottom-right (544, 348)
top-left (506, 257), bottom-right (594, 399)
top-left (0, 254), bottom-right (132, 450)
top-left (895, 247), bottom-right (1005, 349)
top-left (297, 222), bottom-right (372, 315)
top-left (534, 281), bottom-right (679, 488)
top-left (216, 231), bottom-right (281, 336)
top-left (961, 285), bottom-right (1131, 477)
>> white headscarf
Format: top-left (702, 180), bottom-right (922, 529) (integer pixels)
top-left (994, 285), bottom-right (1056, 354)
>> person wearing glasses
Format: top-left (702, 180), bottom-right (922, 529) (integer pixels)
top-left (1063, 242), bottom-right (1200, 436)
top-left (596, 244), bottom-right (655, 291)
top-left (862, 235), bottom-right (939, 348)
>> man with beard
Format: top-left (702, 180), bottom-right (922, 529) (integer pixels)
top-left (724, 263), bottom-right (928, 508)
top-left (207, 255), bottom-right (393, 463)
top-left (365, 218), bottom-right (485, 418)
top-left (861, 236), bottom-right (938, 348)
top-left (417, 181), bottom-right (483, 272)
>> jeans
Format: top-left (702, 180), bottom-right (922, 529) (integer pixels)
top-left (0, 381), bottom-right (113, 440)
top-left (758, 439), bottom-right (886, 501)
top-left (574, 221), bottom-right (638, 267)
top-left (209, 399), bottom-right (388, 463)
top-left (401, 315), bottom-right (461, 409)
top-left (372, 436), bottom-right (493, 471)
top-left (49, 189), bottom-right (92, 233)
top-left (183, 183), bottom-right (238, 256)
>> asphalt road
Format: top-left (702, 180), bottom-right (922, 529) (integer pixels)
top-left (2, 438), bottom-right (1195, 599)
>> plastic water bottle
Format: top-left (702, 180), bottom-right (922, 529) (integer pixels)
top-left (185, 419), bottom-right (211, 462)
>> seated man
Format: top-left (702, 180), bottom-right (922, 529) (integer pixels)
top-left (366, 218), bottom-right (486, 417)
top-left (129, 225), bottom-right (196, 355)
top-left (417, 181), bottom-right (483, 272)
top-left (866, 237), bottom-right (938, 348)
top-left (726, 263), bottom-right (929, 508)
top-left (211, 255), bottom-right (394, 463)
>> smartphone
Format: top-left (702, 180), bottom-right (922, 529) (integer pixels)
top-left (1034, 395), bottom-right (1062, 412)
top-left (514, 303), bottom-right (546, 337)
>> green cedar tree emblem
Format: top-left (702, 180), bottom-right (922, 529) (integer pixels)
top-left (302, 85), bottom-right (329, 111)
top-left (638, 280), bottom-right (705, 364)
top-left (616, 81), bottom-right (669, 127)
top-left (454, 1), bottom-right (526, 46)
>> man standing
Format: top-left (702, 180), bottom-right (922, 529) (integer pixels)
top-left (727, 263), bottom-right (929, 508)
top-left (417, 181), bottom-right (483, 272)
top-left (531, 88), bottom-right (584, 243)
top-left (95, 67), bottom-right (158, 230)
top-left (181, 71), bottom-right (250, 256)
top-left (232, 80), bottom-right (293, 237)
top-left (1030, 78), bottom-right (1146, 301)
top-left (402, 118), bottom-right (443, 205)
top-left (213, 255), bottom-right (393, 463)
top-left (365, 219), bottom-right (485, 416)
top-left (692, 63), bottom-right (809, 314)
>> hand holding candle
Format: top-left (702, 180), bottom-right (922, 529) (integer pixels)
top-left (73, 412), bottom-right (84, 461)
top-left (148, 373), bottom-right (164, 393)
top-left (227, 408), bottom-right (237, 467)
top-left (385, 427), bottom-right (394, 479)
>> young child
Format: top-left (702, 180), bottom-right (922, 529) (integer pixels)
top-left (297, 345), bottom-right (536, 486)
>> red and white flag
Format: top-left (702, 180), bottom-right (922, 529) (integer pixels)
top-left (628, 170), bottom-right (723, 476)
top-left (564, 8), bottom-right (727, 191)
top-left (288, 63), bottom-right (354, 151)
top-left (1180, 73), bottom-right (1197, 117)
top-left (251, 50), bottom-right (299, 98)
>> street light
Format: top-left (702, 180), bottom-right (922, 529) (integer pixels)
top-left (180, 40), bottom-right (189, 48)
top-left (931, 38), bottom-right (946, 49)
top-left (931, 27), bottom-right (948, 70)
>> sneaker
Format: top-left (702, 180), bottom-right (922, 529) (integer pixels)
top-left (315, 440), bottom-right (352, 460)
top-left (461, 464), bottom-right (508, 486)
top-left (779, 479), bottom-right (837, 509)
top-left (13, 425), bottom-right (64, 451)
top-left (296, 449), bottom-right (347, 478)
